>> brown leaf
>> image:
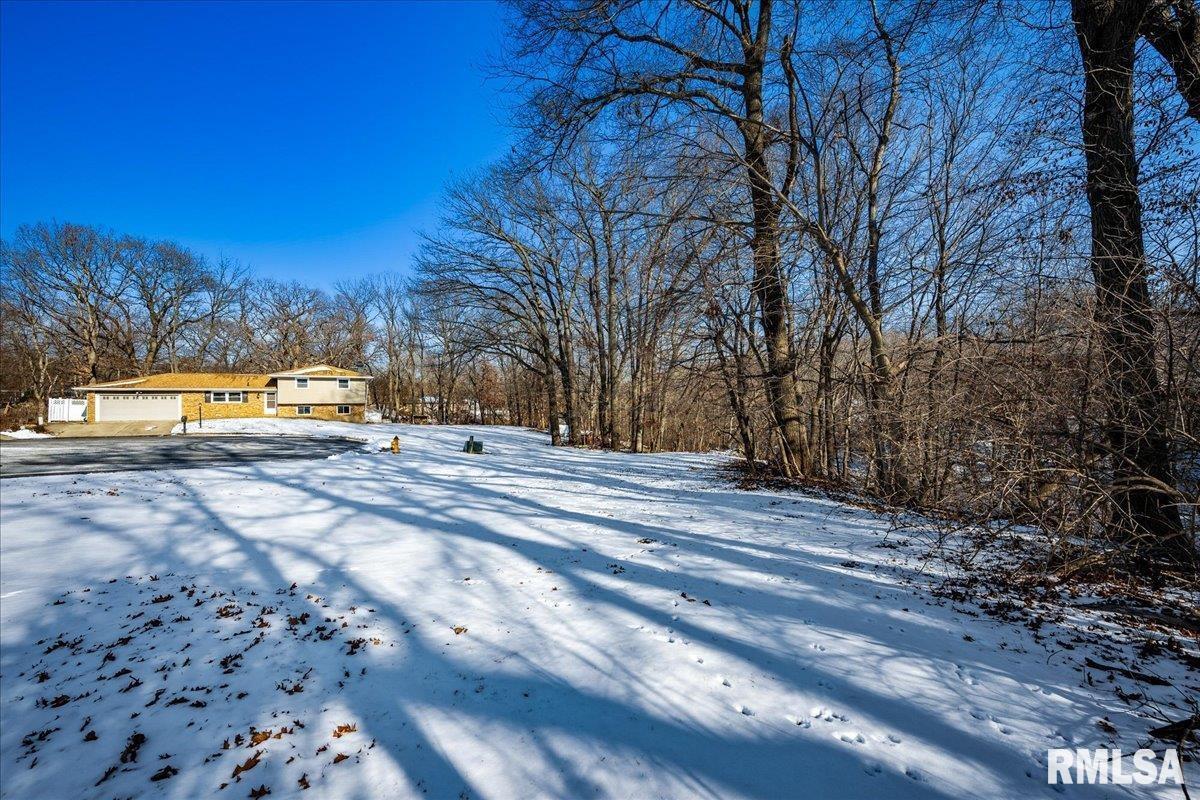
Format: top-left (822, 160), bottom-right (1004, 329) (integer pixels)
top-left (248, 785), bottom-right (271, 799)
top-left (297, 774), bottom-right (310, 790)
top-left (332, 723), bottom-right (357, 739)
top-left (332, 753), bottom-right (349, 764)
top-left (231, 751), bottom-right (263, 780)
top-left (150, 765), bottom-right (178, 781)
top-left (249, 729), bottom-right (272, 747)
top-left (120, 732), bottom-right (147, 764)
top-left (452, 626), bottom-right (467, 635)
top-left (95, 765), bottom-right (117, 786)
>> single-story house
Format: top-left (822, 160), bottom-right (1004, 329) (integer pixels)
top-left (73, 364), bottom-right (370, 423)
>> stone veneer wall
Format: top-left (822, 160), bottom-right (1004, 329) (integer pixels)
top-left (277, 403), bottom-right (364, 422)
top-left (181, 392), bottom-right (269, 421)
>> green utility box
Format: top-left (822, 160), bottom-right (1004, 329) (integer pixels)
top-left (463, 436), bottom-right (484, 454)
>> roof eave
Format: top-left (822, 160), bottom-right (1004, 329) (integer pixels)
top-left (74, 385), bottom-right (271, 392)
top-left (269, 373), bottom-right (372, 380)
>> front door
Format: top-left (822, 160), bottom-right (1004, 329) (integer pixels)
top-left (264, 391), bottom-right (277, 415)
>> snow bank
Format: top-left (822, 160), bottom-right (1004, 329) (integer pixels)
top-left (1, 427), bottom-right (53, 439)
top-left (170, 417), bottom-right (390, 450)
top-left (1, 424), bottom-right (1191, 799)
top-left (171, 417), bottom-right (369, 439)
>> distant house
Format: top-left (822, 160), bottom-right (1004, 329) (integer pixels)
top-left (73, 364), bottom-right (370, 423)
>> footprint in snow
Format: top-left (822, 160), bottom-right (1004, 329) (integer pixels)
top-left (886, 734), bottom-right (902, 744)
top-left (905, 768), bottom-right (924, 782)
top-left (955, 665), bottom-right (980, 686)
top-left (810, 643), bottom-right (826, 652)
top-left (837, 731), bottom-right (866, 744)
top-left (734, 704), bottom-right (754, 716)
top-left (810, 706), bottom-right (845, 723)
top-left (721, 677), bottom-right (731, 687)
top-left (785, 715), bottom-right (812, 729)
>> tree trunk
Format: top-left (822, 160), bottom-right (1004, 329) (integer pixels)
top-left (1141, 0), bottom-right (1200, 122)
top-left (589, 274), bottom-right (611, 448)
top-left (545, 360), bottom-right (562, 446)
top-left (605, 248), bottom-right (617, 449)
top-left (556, 340), bottom-right (577, 445)
top-left (1073, 0), bottom-right (1190, 563)
top-left (740, 23), bottom-right (811, 477)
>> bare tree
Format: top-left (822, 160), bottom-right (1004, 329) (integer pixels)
top-left (1071, 0), bottom-right (1192, 563)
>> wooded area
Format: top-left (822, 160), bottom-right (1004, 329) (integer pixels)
top-left (2, 0), bottom-right (1196, 571)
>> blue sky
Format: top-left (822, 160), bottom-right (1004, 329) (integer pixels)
top-left (0, 0), bottom-right (513, 287)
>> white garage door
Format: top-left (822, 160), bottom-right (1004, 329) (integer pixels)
top-left (95, 393), bottom-right (181, 421)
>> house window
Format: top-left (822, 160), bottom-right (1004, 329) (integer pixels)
top-left (207, 391), bottom-right (244, 403)
top-left (296, 378), bottom-right (309, 389)
top-left (297, 405), bottom-right (312, 415)
top-left (337, 378), bottom-right (350, 389)
top-left (337, 405), bottom-right (350, 415)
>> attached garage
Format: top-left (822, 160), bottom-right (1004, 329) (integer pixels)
top-left (95, 393), bottom-right (181, 422)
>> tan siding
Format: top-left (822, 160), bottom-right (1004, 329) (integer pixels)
top-left (276, 377), bottom-right (368, 404)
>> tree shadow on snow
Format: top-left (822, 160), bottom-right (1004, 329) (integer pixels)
top-left (0, 427), bottom-right (1103, 799)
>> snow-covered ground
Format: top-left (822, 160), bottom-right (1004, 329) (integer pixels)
top-left (0, 422), bottom-right (1193, 799)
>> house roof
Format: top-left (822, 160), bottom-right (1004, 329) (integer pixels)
top-left (75, 373), bottom-right (274, 391)
top-left (269, 364), bottom-right (365, 378)
top-left (73, 364), bottom-right (369, 392)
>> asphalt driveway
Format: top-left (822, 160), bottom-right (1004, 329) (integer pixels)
top-left (0, 435), bottom-right (363, 478)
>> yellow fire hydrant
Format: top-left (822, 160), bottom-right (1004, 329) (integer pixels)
top-left (390, 436), bottom-right (401, 454)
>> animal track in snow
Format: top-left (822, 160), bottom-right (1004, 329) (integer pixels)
top-left (954, 664), bottom-right (980, 686)
top-left (809, 706), bottom-right (847, 723)
top-left (837, 731), bottom-right (866, 744)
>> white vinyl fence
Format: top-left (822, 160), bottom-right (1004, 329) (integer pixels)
top-left (47, 397), bottom-right (87, 423)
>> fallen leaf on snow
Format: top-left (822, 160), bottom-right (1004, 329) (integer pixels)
top-left (231, 751), bottom-right (263, 780)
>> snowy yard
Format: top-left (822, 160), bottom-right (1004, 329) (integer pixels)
top-left (0, 422), bottom-right (1193, 799)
